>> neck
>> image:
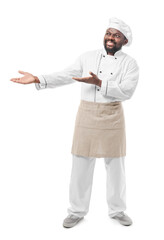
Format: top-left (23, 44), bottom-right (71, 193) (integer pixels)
top-left (107, 52), bottom-right (114, 56)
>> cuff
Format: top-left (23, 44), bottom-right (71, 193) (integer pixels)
top-left (35, 75), bottom-right (47, 90)
top-left (100, 79), bottom-right (119, 96)
top-left (100, 79), bottom-right (108, 96)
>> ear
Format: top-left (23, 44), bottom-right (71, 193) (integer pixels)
top-left (123, 38), bottom-right (128, 46)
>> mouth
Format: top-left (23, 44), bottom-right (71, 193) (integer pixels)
top-left (106, 41), bottom-right (115, 47)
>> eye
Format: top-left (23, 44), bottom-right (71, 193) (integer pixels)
top-left (115, 34), bottom-right (121, 38)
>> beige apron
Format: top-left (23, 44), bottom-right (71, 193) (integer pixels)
top-left (71, 100), bottom-right (126, 158)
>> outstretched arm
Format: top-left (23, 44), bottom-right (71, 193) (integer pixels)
top-left (35, 55), bottom-right (83, 90)
top-left (10, 54), bottom-right (83, 89)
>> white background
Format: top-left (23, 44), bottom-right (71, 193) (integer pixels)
top-left (0, 0), bottom-right (164, 239)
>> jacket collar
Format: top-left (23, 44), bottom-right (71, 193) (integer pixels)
top-left (101, 46), bottom-right (123, 57)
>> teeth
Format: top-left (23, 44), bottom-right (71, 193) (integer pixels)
top-left (107, 41), bottom-right (114, 45)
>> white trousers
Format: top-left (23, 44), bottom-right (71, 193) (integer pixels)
top-left (67, 154), bottom-right (126, 218)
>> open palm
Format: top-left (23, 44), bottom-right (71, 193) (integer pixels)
top-left (10, 70), bottom-right (36, 84)
top-left (72, 71), bottom-right (101, 87)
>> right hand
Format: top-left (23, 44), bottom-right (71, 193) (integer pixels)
top-left (10, 70), bottom-right (40, 84)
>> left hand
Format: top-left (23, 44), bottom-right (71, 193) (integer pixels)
top-left (72, 71), bottom-right (102, 87)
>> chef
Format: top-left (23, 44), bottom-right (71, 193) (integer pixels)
top-left (10, 17), bottom-right (139, 228)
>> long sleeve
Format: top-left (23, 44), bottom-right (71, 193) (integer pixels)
top-left (100, 59), bottom-right (139, 101)
top-left (35, 55), bottom-right (83, 90)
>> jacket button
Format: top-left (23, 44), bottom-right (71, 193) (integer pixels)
top-left (115, 57), bottom-right (117, 59)
top-left (97, 88), bottom-right (100, 91)
top-left (100, 71), bottom-right (102, 73)
top-left (103, 55), bottom-right (105, 57)
top-left (111, 73), bottom-right (113, 75)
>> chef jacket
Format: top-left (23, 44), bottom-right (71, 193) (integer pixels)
top-left (35, 46), bottom-right (139, 103)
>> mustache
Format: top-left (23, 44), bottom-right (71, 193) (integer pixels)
top-left (105, 40), bottom-right (116, 44)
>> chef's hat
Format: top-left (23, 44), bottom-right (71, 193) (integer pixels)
top-left (107, 17), bottom-right (132, 46)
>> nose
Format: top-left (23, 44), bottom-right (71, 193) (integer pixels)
top-left (108, 34), bottom-right (115, 41)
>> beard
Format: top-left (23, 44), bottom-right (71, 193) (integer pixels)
top-left (104, 40), bottom-right (122, 54)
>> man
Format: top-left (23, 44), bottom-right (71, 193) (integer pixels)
top-left (10, 17), bottom-right (139, 228)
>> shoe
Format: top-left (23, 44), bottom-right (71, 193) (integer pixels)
top-left (63, 214), bottom-right (84, 228)
top-left (111, 212), bottom-right (133, 226)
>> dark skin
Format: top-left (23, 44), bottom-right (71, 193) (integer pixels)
top-left (10, 28), bottom-right (128, 86)
top-left (72, 28), bottom-right (128, 87)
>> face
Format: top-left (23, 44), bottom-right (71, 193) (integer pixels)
top-left (103, 28), bottom-right (128, 55)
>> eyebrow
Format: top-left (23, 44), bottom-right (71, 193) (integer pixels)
top-left (106, 31), bottom-right (121, 35)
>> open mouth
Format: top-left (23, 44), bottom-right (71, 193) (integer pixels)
top-left (106, 41), bottom-right (115, 47)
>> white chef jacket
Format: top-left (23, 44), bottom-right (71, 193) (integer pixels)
top-left (35, 46), bottom-right (139, 103)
